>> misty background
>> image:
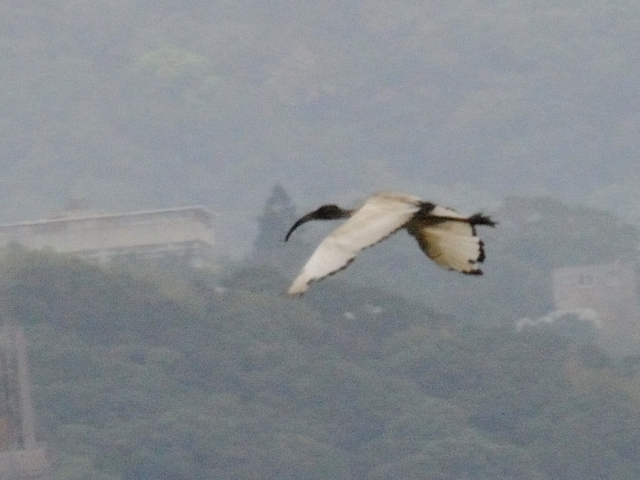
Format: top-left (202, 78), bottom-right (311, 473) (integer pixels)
top-left (2, 1), bottom-right (640, 479)
top-left (2, 0), bottom-right (640, 256)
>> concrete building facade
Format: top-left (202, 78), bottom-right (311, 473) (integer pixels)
top-left (0, 206), bottom-right (215, 268)
top-left (553, 261), bottom-right (640, 350)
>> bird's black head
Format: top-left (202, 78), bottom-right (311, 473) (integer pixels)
top-left (312, 204), bottom-right (348, 220)
top-left (284, 204), bottom-right (350, 241)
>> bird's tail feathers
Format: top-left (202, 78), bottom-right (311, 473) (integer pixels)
top-left (468, 213), bottom-right (497, 227)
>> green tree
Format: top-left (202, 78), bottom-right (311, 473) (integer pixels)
top-left (252, 184), bottom-right (298, 256)
top-left (249, 184), bottom-right (311, 277)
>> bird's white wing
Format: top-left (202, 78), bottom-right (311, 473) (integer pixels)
top-left (409, 205), bottom-right (486, 274)
top-left (287, 194), bottom-right (420, 295)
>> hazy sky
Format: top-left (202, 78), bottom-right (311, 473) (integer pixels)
top-left (2, 0), bottom-right (639, 256)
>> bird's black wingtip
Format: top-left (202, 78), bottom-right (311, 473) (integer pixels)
top-left (469, 213), bottom-right (497, 227)
top-left (463, 269), bottom-right (484, 276)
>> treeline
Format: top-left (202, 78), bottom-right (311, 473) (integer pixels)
top-left (0, 194), bottom-right (639, 479)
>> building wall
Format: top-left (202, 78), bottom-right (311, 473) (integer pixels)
top-left (0, 206), bottom-right (215, 266)
top-left (553, 261), bottom-right (640, 346)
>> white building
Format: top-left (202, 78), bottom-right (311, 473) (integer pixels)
top-left (552, 261), bottom-right (640, 352)
top-left (0, 206), bottom-right (215, 267)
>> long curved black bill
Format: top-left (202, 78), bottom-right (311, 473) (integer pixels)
top-left (285, 214), bottom-right (314, 241)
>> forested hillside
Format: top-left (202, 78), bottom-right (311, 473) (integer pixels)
top-left (0, 193), bottom-right (639, 479)
top-left (3, 0), bottom-right (640, 476)
top-left (2, 0), bottom-right (640, 255)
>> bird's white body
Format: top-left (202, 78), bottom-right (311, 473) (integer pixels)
top-left (286, 191), bottom-right (495, 295)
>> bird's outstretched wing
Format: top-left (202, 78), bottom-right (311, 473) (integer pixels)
top-left (287, 193), bottom-right (421, 295)
top-left (408, 205), bottom-right (494, 274)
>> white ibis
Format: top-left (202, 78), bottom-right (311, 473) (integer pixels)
top-left (284, 191), bottom-right (496, 295)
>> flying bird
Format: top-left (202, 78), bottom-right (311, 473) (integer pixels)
top-left (284, 191), bottom-right (496, 295)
